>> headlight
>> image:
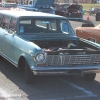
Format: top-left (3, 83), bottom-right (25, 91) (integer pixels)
top-left (35, 53), bottom-right (46, 62)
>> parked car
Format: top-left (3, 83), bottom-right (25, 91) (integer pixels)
top-left (90, 7), bottom-right (100, 14)
top-left (0, 10), bottom-right (100, 84)
top-left (55, 3), bottom-right (83, 20)
top-left (17, 0), bottom-right (55, 14)
top-left (76, 24), bottom-right (100, 43)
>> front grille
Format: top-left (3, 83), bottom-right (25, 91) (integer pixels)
top-left (45, 54), bottom-right (100, 66)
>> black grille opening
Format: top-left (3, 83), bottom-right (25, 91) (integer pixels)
top-left (68, 70), bottom-right (81, 74)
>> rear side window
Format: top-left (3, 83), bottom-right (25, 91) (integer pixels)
top-left (9, 17), bottom-right (17, 32)
top-left (19, 19), bottom-right (32, 33)
top-left (1, 15), bottom-right (10, 30)
top-left (0, 14), bottom-right (3, 26)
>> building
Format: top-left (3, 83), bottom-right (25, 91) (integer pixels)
top-left (1, 0), bottom-right (15, 3)
top-left (73, 0), bottom-right (92, 3)
top-left (55, 0), bottom-right (92, 3)
top-left (55, 0), bottom-right (74, 3)
top-left (1, 0), bottom-right (92, 4)
top-left (16, 0), bottom-right (28, 4)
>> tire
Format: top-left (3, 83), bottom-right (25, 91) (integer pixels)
top-left (25, 61), bottom-right (35, 84)
top-left (82, 23), bottom-right (94, 27)
top-left (96, 12), bottom-right (100, 16)
top-left (96, 12), bottom-right (100, 21)
top-left (0, 55), bottom-right (3, 60)
top-left (83, 73), bottom-right (96, 81)
top-left (96, 17), bottom-right (100, 21)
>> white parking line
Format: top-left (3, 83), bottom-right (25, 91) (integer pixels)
top-left (59, 78), bottom-right (97, 99)
top-left (0, 88), bottom-right (26, 100)
top-left (42, 78), bottom-right (98, 100)
top-left (0, 88), bottom-right (12, 100)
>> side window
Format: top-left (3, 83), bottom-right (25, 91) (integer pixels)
top-left (29, 1), bottom-right (32, 5)
top-left (19, 19), bottom-right (32, 33)
top-left (9, 17), bottom-right (17, 33)
top-left (61, 22), bottom-right (68, 32)
top-left (60, 20), bottom-right (69, 34)
top-left (1, 15), bottom-right (10, 30)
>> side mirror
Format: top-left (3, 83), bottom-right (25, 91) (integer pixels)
top-left (12, 31), bottom-right (16, 36)
top-left (8, 29), bottom-right (16, 35)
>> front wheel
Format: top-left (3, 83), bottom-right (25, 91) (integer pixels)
top-left (83, 73), bottom-right (96, 81)
top-left (25, 61), bottom-right (35, 84)
top-left (0, 55), bottom-right (3, 60)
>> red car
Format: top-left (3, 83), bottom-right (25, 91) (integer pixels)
top-left (76, 24), bottom-right (100, 43)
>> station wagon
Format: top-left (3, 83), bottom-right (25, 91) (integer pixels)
top-left (0, 10), bottom-right (100, 84)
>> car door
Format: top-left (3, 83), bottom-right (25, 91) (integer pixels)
top-left (2, 16), bottom-right (17, 62)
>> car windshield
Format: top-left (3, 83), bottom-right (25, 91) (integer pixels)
top-left (63, 4), bottom-right (70, 9)
top-left (19, 18), bottom-right (74, 34)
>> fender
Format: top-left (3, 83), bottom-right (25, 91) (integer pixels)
top-left (18, 53), bottom-right (35, 69)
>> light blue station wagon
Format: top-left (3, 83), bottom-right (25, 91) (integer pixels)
top-left (0, 10), bottom-right (100, 84)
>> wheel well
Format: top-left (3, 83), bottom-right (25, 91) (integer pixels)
top-left (18, 56), bottom-right (26, 71)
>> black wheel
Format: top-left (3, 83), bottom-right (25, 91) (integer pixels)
top-left (0, 55), bottom-right (3, 60)
top-left (96, 17), bottom-right (100, 21)
top-left (25, 61), bottom-right (35, 84)
top-left (82, 23), bottom-right (94, 27)
top-left (83, 73), bottom-right (96, 81)
top-left (96, 12), bottom-right (100, 21)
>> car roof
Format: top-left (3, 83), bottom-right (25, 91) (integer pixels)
top-left (0, 10), bottom-right (65, 18)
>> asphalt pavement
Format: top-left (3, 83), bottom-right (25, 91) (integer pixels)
top-left (69, 15), bottom-right (100, 29)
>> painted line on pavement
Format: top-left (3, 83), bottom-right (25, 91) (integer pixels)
top-left (0, 88), bottom-right (26, 100)
top-left (58, 78), bottom-right (97, 99)
top-left (42, 78), bottom-right (98, 100)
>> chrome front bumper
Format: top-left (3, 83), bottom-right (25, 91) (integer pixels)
top-left (31, 65), bottom-right (100, 75)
